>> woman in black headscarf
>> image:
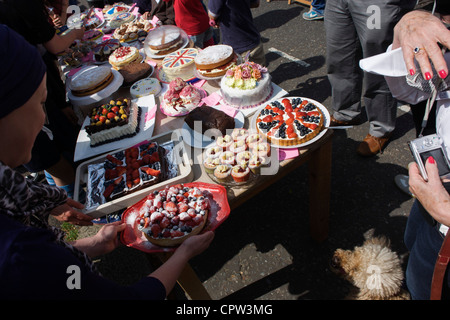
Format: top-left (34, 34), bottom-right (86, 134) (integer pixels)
top-left (0, 0), bottom-right (84, 198)
top-left (0, 25), bottom-right (214, 299)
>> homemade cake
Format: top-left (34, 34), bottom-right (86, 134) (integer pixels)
top-left (256, 97), bottom-right (324, 146)
top-left (110, 12), bottom-right (135, 29)
top-left (70, 66), bottom-right (114, 97)
top-left (185, 106), bottom-right (235, 138)
top-left (82, 29), bottom-right (103, 42)
top-left (162, 48), bottom-right (198, 81)
top-left (137, 184), bottom-right (210, 247)
top-left (85, 98), bottom-right (141, 147)
top-left (202, 131), bottom-right (270, 184)
top-left (195, 44), bottom-right (237, 78)
top-left (87, 141), bottom-right (166, 205)
top-left (109, 46), bottom-right (142, 70)
top-left (220, 61), bottom-right (272, 109)
top-left (113, 17), bottom-right (154, 43)
top-left (93, 39), bottom-right (121, 62)
top-left (119, 62), bottom-right (152, 83)
top-left (130, 78), bottom-right (161, 98)
top-left (145, 26), bottom-right (184, 56)
top-left (161, 78), bottom-right (203, 116)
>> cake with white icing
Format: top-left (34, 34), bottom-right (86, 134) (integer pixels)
top-left (85, 98), bottom-right (141, 147)
top-left (220, 61), bottom-right (272, 109)
top-left (162, 48), bottom-right (198, 81)
top-left (110, 12), bottom-right (135, 29)
top-left (109, 46), bottom-right (142, 70)
top-left (130, 78), bottom-right (161, 98)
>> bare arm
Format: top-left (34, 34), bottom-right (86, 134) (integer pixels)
top-left (43, 27), bottom-right (85, 55)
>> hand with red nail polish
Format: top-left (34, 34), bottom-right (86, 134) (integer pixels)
top-left (392, 11), bottom-right (450, 81)
top-left (408, 157), bottom-right (450, 227)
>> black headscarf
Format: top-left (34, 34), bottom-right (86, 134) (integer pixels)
top-left (0, 24), bottom-right (46, 119)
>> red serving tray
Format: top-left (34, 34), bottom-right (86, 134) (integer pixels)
top-left (120, 182), bottom-right (230, 253)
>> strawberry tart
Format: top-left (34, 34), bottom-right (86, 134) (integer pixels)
top-left (256, 97), bottom-right (325, 147)
top-left (137, 184), bottom-right (210, 247)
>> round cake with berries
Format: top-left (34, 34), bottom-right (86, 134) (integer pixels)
top-left (256, 97), bottom-right (324, 147)
top-left (137, 184), bottom-right (210, 247)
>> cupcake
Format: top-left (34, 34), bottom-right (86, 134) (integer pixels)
top-left (216, 135), bottom-right (233, 151)
top-left (219, 151), bottom-right (235, 166)
top-left (252, 142), bottom-right (271, 158)
top-left (231, 128), bottom-right (249, 142)
top-left (231, 164), bottom-right (250, 183)
top-left (205, 145), bottom-right (222, 159)
top-left (214, 164), bottom-right (232, 183)
top-left (203, 157), bottom-right (221, 174)
top-left (246, 133), bottom-right (264, 149)
top-left (236, 151), bottom-right (252, 165)
top-left (229, 139), bottom-right (248, 154)
top-left (248, 155), bottom-right (265, 174)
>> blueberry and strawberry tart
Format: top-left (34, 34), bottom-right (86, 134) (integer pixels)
top-left (137, 184), bottom-right (210, 247)
top-left (256, 97), bottom-right (324, 147)
top-left (85, 98), bottom-right (141, 147)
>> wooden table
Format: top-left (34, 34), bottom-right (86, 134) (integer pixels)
top-left (74, 72), bottom-right (333, 300)
top-left (147, 80), bottom-right (333, 299)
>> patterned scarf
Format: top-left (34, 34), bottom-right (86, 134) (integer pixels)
top-left (0, 161), bottom-right (99, 274)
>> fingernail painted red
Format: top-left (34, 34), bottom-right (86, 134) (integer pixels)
top-left (409, 69), bottom-right (415, 76)
top-left (439, 70), bottom-right (448, 78)
top-left (425, 72), bottom-right (432, 80)
top-left (428, 156), bottom-right (435, 164)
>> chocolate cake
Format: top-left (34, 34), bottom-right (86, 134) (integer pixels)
top-left (185, 107), bottom-right (235, 138)
top-left (119, 62), bottom-right (152, 84)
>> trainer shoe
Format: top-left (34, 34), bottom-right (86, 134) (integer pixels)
top-left (303, 9), bottom-right (324, 21)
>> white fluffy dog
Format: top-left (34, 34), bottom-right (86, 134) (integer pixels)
top-left (331, 236), bottom-right (410, 300)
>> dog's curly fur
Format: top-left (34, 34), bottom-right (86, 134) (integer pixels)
top-left (331, 236), bottom-right (410, 300)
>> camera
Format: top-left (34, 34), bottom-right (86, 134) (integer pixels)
top-left (408, 134), bottom-right (450, 181)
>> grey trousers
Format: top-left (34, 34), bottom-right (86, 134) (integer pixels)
top-left (324, 0), bottom-right (415, 137)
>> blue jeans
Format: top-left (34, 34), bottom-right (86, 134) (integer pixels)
top-left (190, 27), bottom-right (214, 49)
top-left (404, 200), bottom-right (450, 299)
top-left (311, 0), bottom-right (326, 15)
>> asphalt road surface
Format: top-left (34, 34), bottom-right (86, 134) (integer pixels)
top-left (73, 0), bottom-right (424, 300)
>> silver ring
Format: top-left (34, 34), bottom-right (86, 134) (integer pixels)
top-left (413, 47), bottom-right (424, 54)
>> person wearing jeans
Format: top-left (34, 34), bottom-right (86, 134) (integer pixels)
top-left (303, 0), bottom-right (325, 21)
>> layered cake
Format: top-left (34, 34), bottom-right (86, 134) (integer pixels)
top-left (185, 106), bottom-right (235, 138)
top-left (113, 17), bottom-right (154, 43)
top-left (145, 26), bottom-right (184, 56)
top-left (85, 98), bottom-right (141, 147)
top-left (93, 39), bottom-right (121, 62)
top-left (70, 66), bottom-right (114, 97)
top-left (256, 97), bottom-right (324, 146)
top-left (161, 78), bottom-right (203, 116)
top-left (87, 141), bottom-right (167, 204)
top-left (220, 61), bottom-right (272, 109)
top-left (110, 12), bottom-right (135, 29)
top-left (130, 78), bottom-right (161, 98)
top-left (195, 45), bottom-right (237, 78)
top-left (162, 48), bottom-right (198, 81)
top-left (109, 46), bottom-right (142, 70)
top-left (137, 184), bottom-right (210, 247)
